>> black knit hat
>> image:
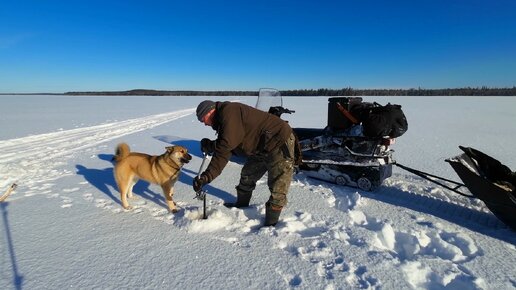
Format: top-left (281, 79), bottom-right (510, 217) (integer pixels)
top-left (196, 100), bottom-right (216, 121)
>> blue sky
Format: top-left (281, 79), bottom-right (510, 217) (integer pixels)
top-left (1, 0), bottom-right (515, 93)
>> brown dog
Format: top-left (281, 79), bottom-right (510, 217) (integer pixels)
top-left (113, 143), bottom-right (192, 213)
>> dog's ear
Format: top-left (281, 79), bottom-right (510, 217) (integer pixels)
top-left (165, 146), bottom-right (176, 152)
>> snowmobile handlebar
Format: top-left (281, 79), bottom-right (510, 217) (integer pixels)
top-left (268, 106), bottom-right (295, 117)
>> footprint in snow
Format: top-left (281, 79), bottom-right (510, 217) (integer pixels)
top-left (129, 197), bottom-right (147, 207)
top-left (273, 211), bottom-right (359, 283)
top-left (401, 261), bottom-right (485, 289)
top-left (276, 269), bottom-right (303, 287)
top-left (60, 196), bottom-right (73, 208)
top-left (297, 240), bottom-right (333, 264)
top-left (112, 208), bottom-right (123, 214)
top-left (132, 207), bottom-right (144, 214)
top-left (354, 265), bottom-right (379, 289)
top-left (278, 211), bottom-right (329, 237)
top-left (289, 274), bottom-right (303, 286)
top-left (365, 218), bottom-right (481, 264)
top-left (151, 208), bottom-right (169, 217)
top-left (94, 198), bottom-right (113, 208)
top-left (309, 185), bottom-right (336, 207)
top-left (420, 230), bottom-right (480, 262)
top-left (83, 193), bottom-right (94, 201)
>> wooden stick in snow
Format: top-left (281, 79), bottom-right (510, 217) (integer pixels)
top-left (0, 183), bottom-right (17, 202)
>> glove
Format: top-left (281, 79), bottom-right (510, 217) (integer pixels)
top-left (193, 174), bottom-right (209, 192)
top-left (200, 138), bottom-right (215, 154)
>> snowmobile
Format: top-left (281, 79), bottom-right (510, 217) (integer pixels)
top-left (257, 89), bottom-right (401, 191)
top-left (293, 126), bottom-right (395, 191)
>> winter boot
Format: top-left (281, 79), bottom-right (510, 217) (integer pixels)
top-left (223, 189), bottom-right (252, 208)
top-left (264, 203), bottom-right (282, 227)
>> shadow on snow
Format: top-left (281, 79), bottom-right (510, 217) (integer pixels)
top-left (1, 202), bottom-right (24, 290)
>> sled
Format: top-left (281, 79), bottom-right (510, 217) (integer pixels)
top-left (446, 146), bottom-right (516, 231)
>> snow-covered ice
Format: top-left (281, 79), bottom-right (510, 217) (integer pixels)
top-left (0, 95), bottom-right (515, 289)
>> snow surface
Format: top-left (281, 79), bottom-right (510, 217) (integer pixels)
top-left (1, 95), bottom-right (515, 290)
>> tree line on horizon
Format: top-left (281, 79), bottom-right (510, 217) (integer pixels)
top-left (64, 87), bottom-right (516, 96)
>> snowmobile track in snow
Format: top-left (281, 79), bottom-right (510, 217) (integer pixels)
top-left (0, 108), bottom-right (194, 192)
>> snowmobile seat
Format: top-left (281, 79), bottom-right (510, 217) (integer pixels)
top-left (446, 146), bottom-right (516, 231)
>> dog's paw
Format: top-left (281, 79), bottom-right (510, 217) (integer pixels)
top-left (169, 208), bottom-right (180, 214)
top-left (123, 205), bottom-right (133, 211)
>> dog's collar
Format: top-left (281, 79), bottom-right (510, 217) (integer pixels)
top-left (163, 156), bottom-right (182, 170)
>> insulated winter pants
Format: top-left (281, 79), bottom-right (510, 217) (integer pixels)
top-left (236, 133), bottom-right (295, 208)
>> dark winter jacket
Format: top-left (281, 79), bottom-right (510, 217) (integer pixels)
top-left (203, 101), bottom-right (293, 181)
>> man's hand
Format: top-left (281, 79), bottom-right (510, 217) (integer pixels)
top-left (193, 174), bottom-right (209, 192)
top-left (200, 138), bottom-right (215, 154)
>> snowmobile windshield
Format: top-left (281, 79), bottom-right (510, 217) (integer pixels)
top-left (255, 88), bottom-right (282, 112)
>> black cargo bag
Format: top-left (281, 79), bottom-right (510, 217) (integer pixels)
top-left (353, 102), bottom-right (408, 138)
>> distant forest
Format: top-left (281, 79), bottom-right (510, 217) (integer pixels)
top-left (64, 87), bottom-right (516, 96)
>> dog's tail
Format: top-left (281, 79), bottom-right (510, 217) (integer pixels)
top-left (113, 143), bottom-right (131, 162)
